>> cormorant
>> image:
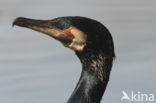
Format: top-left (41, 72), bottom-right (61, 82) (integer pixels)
top-left (13, 16), bottom-right (115, 103)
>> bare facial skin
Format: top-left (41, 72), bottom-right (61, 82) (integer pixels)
top-left (28, 25), bottom-right (87, 51)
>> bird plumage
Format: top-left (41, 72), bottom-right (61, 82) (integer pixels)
top-left (13, 16), bottom-right (115, 103)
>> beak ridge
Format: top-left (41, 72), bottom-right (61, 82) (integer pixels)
top-left (12, 17), bottom-right (49, 28)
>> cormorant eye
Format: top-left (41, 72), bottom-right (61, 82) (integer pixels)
top-left (63, 22), bottom-right (71, 29)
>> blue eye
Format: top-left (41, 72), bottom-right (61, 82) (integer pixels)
top-left (63, 22), bottom-right (70, 29)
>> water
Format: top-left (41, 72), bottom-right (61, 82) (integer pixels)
top-left (0, 0), bottom-right (156, 103)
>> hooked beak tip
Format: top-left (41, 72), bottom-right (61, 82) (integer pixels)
top-left (12, 17), bottom-right (27, 27)
top-left (12, 18), bottom-right (18, 27)
top-left (12, 18), bottom-right (17, 27)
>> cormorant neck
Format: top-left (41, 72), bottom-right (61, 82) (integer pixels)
top-left (67, 50), bottom-right (113, 103)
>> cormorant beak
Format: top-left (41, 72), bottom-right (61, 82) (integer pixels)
top-left (13, 17), bottom-right (87, 51)
top-left (13, 17), bottom-right (73, 44)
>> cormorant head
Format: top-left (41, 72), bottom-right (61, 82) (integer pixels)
top-left (13, 16), bottom-right (115, 57)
